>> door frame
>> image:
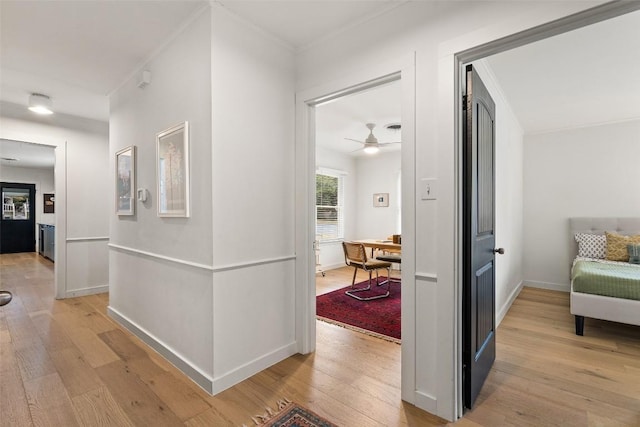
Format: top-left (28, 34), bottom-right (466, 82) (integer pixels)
top-left (449, 1), bottom-right (640, 419)
top-left (0, 136), bottom-right (67, 298)
top-left (295, 52), bottom-right (416, 402)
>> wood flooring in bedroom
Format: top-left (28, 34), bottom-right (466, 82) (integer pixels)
top-left (1, 254), bottom-right (639, 426)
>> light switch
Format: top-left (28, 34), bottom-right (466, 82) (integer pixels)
top-left (421, 178), bottom-right (437, 200)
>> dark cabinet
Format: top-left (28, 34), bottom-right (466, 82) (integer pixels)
top-left (38, 224), bottom-right (55, 262)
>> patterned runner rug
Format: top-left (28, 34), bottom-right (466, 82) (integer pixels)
top-left (245, 399), bottom-right (337, 427)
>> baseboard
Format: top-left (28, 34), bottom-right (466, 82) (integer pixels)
top-left (65, 285), bottom-right (109, 298)
top-left (107, 306), bottom-right (214, 394)
top-left (414, 390), bottom-right (438, 414)
top-left (497, 281), bottom-right (523, 326)
top-left (212, 341), bottom-right (297, 394)
top-left (523, 280), bottom-right (570, 292)
top-left (317, 263), bottom-right (344, 271)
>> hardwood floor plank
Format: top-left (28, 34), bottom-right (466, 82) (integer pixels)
top-left (13, 339), bottom-right (58, 381)
top-left (97, 328), bottom-right (149, 361)
top-left (54, 322), bottom-right (120, 368)
top-left (144, 371), bottom-right (212, 421)
top-left (29, 312), bottom-right (76, 353)
top-left (95, 360), bottom-right (183, 426)
top-left (49, 347), bottom-right (104, 397)
top-left (72, 387), bottom-right (135, 427)
top-left (23, 373), bottom-right (80, 427)
top-left (0, 359), bottom-right (33, 427)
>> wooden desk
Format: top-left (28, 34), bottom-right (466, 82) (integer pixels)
top-left (353, 239), bottom-right (401, 257)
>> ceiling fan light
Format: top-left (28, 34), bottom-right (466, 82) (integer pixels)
top-left (28, 93), bottom-right (53, 115)
top-left (364, 145), bottom-right (379, 154)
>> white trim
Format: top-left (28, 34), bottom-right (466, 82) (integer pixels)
top-left (65, 285), bottom-right (109, 298)
top-left (527, 115), bottom-right (640, 137)
top-left (211, 341), bottom-right (298, 394)
top-left (496, 281), bottom-right (523, 326)
top-left (415, 272), bottom-right (438, 282)
top-left (212, 255), bottom-right (296, 273)
top-left (415, 391), bottom-right (438, 415)
top-left (523, 280), bottom-right (569, 292)
top-left (317, 262), bottom-right (344, 271)
top-left (107, 306), bottom-right (214, 394)
top-left (211, 1), bottom-right (294, 53)
top-left (108, 242), bottom-right (295, 273)
top-left (297, 2), bottom-right (408, 54)
top-left (66, 236), bottom-right (109, 242)
top-left (108, 243), bottom-right (214, 271)
top-left (316, 166), bottom-right (348, 176)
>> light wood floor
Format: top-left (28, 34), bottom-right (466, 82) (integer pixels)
top-left (1, 253), bottom-right (639, 426)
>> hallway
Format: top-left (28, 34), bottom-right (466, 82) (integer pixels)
top-left (0, 253), bottom-right (440, 426)
top-left (2, 252), bottom-right (639, 426)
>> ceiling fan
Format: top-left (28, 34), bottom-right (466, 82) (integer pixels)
top-left (345, 123), bottom-right (401, 154)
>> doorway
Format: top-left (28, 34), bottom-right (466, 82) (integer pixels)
top-left (1, 183), bottom-right (36, 253)
top-left (454, 1), bottom-right (640, 416)
top-left (314, 79), bottom-right (403, 347)
top-left (295, 54), bottom-right (417, 403)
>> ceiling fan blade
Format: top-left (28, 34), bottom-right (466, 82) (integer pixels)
top-left (379, 141), bottom-right (402, 146)
top-left (344, 137), bottom-right (365, 145)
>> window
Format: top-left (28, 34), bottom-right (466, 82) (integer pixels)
top-left (316, 172), bottom-right (344, 241)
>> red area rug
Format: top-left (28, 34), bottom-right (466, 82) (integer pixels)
top-left (316, 278), bottom-right (400, 343)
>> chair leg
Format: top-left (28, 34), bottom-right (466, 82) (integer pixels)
top-left (375, 267), bottom-right (390, 287)
top-left (345, 268), bottom-right (390, 301)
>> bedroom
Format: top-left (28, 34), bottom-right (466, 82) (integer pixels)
top-left (477, 10), bottom-right (640, 322)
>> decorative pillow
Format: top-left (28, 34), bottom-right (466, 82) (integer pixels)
top-left (574, 233), bottom-right (606, 259)
top-left (605, 232), bottom-right (640, 262)
top-left (628, 244), bottom-right (640, 264)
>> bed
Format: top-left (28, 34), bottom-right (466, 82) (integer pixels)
top-left (569, 218), bottom-right (640, 335)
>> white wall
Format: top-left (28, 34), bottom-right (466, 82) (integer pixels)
top-left (313, 149), bottom-right (402, 270)
top-left (355, 151), bottom-right (401, 239)
top-left (294, 0), bottom-right (599, 419)
top-left (210, 3), bottom-right (296, 393)
top-left (109, 3), bottom-right (297, 394)
top-left (0, 103), bottom-right (109, 298)
top-left (473, 61), bottom-right (525, 325)
top-left (109, 8), bottom-right (214, 391)
top-left (523, 119), bottom-right (640, 291)
top-left (0, 164), bottom-right (55, 251)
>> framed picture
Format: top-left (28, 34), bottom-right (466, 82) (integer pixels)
top-left (157, 121), bottom-right (189, 217)
top-left (43, 193), bottom-right (55, 213)
top-left (373, 193), bottom-right (389, 207)
top-left (116, 146), bottom-right (136, 216)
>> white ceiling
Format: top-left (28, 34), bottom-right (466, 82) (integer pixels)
top-left (485, 9), bottom-right (640, 134)
top-left (0, 1), bottom-right (638, 163)
top-left (0, 0), bottom-right (209, 121)
top-left (0, 139), bottom-right (55, 169)
top-left (316, 80), bottom-right (401, 156)
top-left (217, 0), bottom-right (406, 51)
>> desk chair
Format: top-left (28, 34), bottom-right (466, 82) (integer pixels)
top-left (342, 241), bottom-right (391, 300)
top-left (376, 254), bottom-right (401, 284)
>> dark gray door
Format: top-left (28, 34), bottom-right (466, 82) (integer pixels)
top-left (463, 65), bottom-right (498, 409)
top-left (1, 183), bottom-right (36, 253)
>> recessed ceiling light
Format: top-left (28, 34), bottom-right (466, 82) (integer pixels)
top-left (28, 93), bottom-right (54, 115)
